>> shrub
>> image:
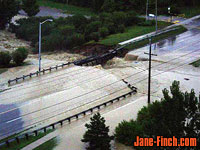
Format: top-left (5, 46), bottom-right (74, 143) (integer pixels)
top-left (41, 32), bottom-right (65, 51)
top-left (118, 24), bottom-right (125, 33)
top-left (115, 120), bottom-right (143, 146)
top-left (99, 27), bottom-right (109, 38)
top-left (126, 11), bottom-right (139, 26)
top-left (71, 33), bottom-right (85, 46)
top-left (85, 21), bottom-right (102, 35)
top-left (58, 25), bottom-right (75, 35)
top-left (69, 14), bottom-right (88, 29)
top-left (0, 51), bottom-right (12, 66)
top-left (90, 32), bottom-right (100, 42)
top-left (112, 11), bottom-right (127, 26)
top-left (12, 47), bottom-right (28, 65)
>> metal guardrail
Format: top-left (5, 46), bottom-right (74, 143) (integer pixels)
top-left (0, 87), bottom-right (137, 148)
top-left (8, 62), bottom-right (72, 85)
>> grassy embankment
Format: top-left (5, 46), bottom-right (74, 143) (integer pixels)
top-left (180, 7), bottom-right (200, 18)
top-left (33, 137), bottom-right (58, 150)
top-left (37, 0), bottom-right (96, 16)
top-left (98, 22), bottom-right (187, 50)
top-left (0, 129), bottom-right (54, 150)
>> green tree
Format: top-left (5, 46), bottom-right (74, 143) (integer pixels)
top-left (0, 51), bottom-right (12, 66)
top-left (0, 0), bottom-right (19, 29)
top-left (116, 81), bottom-right (200, 148)
top-left (12, 47), bottom-right (29, 65)
top-left (22, 0), bottom-right (40, 17)
top-left (82, 113), bottom-right (113, 150)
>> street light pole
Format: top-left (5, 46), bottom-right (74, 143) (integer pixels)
top-left (146, 0), bottom-right (149, 21)
top-left (38, 19), bottom-right (53, 72)
top-left (39, 23), bottom-right (42, 72)
top-left (155, 0), bottom-right (158, 32)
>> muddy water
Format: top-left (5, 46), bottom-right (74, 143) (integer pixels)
top-left (0, 65), bottom-right (131, 139)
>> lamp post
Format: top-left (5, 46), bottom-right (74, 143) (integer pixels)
top-left (38, 19), bottom-right (53, 72)
top-left (146, 0), bottom-right (149, 21)
top-left (155, 0), bottom-right (158, 32)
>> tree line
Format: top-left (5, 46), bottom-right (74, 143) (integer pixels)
top-left (50, 0), bottom-right (200, 13)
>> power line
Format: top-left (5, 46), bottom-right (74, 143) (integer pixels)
top-left (1, 48), bottom-right (199, 125)
top-left (1, 52), bottom-right (198, 138)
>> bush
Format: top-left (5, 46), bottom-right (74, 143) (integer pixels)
top-left (69, 14), bottom-right (88, 29)
top-left (112, 11), bottom-right (127, 26)
top-left (12, 47), bottom-right (28, 65)
top-left (115, 120), bottom-right (143, 146)
top-left (58, 25), bottom-right (75, 35)
top-left (85, 21), bottom-right (102, 35)
top-left (126, 11), bottom-right (139, 26)
top-left (99, 27), bottom-right (109, 38)
top-left (0, 51), bottom-right (12, 66)
top-left (71, 33), bottom-right (85, 46)
top-left (118, 24), bottom-right (125, 33)
top-left (90, 32), bottom-right (100, 42)
top-left (41, 31), bottom-right (65, 51)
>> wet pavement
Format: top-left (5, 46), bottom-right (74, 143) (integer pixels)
top-left (0, 64), bottom-right (131, 139)
top-left (1, 15), bottom-right (200, 149)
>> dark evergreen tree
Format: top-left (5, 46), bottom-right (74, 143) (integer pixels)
top-left (82, 113), bottom-right (113, 150)
top-left (22, 0), bottom-right (39, 17)
top-left (0, 0), bottom-right (19, 29)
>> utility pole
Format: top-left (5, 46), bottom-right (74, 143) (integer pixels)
top-left (144, 37), bottom-right (157, 104)
top-left (146, 0), bottom-right (149, 21)
top-left (155, 0), bottom-right (158, 32)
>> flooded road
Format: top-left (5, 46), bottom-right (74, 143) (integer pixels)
top-left (0, 64), bottom-right (131, 139)
top-left (1, 16), bottom-right (200, 149)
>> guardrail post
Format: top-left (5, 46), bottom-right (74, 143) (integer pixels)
top-left (60, 121), bottom-right (63, 126)
top-left (50, 67), bottom-right (52, 72)
top-left (25, 133), bottom-right (29, 140)
top-left (76, 115), bottom-right (78, 119)
top-left (8, 80), bottom-right (11, 85)
top-left (6, 141), bottom-right (9, 147)
top-left (56, 65), bottom-right (58, 70)
top-left (104, 103), bottom-right (107, 107)
top-left (23, 75), bottom-right (25, 80)
top-left (30, 73), bottom-right (32, 78)
top-left (62, 64), bottom-right (64, 68)
top-left (34, 130), bottom-right (38, 136)
top-left (68, 118), bottom-right (71, 123)
top-left (83, 111), bottom-right (86, 116)
top-left (52, 124), bottom-right (55, 129)
top-left (44, 127), bottom-right (47, 133)
top-left (16, 137), bottom-right (20, 144)
top-left (43, 69), bottom-right (45, 74)
top-left (36, 71), bottom-right (39, 76)
top-left (16, 78), bottom-right (18, 83)
top-left (90, 109), bottom-right (93, 113)
top-left (97, 106), bottom-right (100, 110)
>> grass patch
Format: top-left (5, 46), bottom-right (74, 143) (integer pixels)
top-left (190, 59), bottom-right (200, 67)
top-left (98, 21), bottom-right (172, 46)
top-left (180, 7), bottom-right (200, 18)
top-left (0, 129), bottom-right (54, 150)
top-left (0, 68), bottom-right (8, 74)
top-left (33, 137), bottom-right (57, 150)
top-left (37, 0), bottom-right (96, 16)
top-left (125, 25), bottom-right (187, 50)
